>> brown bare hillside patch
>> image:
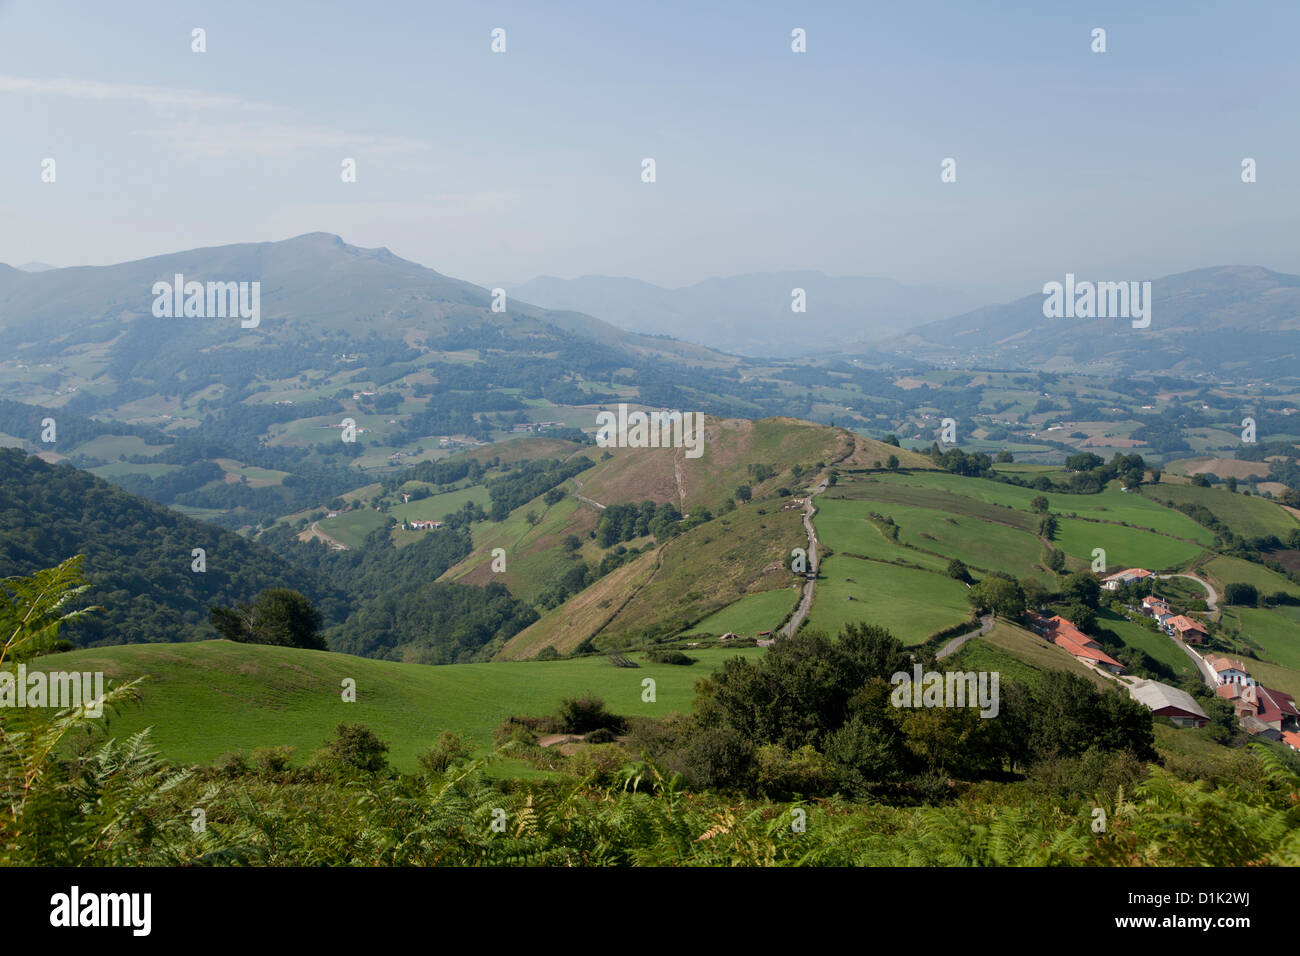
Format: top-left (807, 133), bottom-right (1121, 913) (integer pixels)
top-left (496, 551), bottom-right (661, 659)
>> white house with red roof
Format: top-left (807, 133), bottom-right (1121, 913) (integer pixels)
top-left (1102, 568), bottom-right (1154, 591)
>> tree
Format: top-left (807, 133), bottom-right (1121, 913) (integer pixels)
top-left (969, 576), bottom-right (1026, 618)
top-left (320, 723), bottom-right (390, 774)
top-left (1037, 513), bottom-right (1058, 540)
top-left (1226, 476), bottom-right (1238, 493)
top-left (1031, 495), bottom-right (1050, 514)
top-left (210, 588), bottom-right (326, 650)
top-left (1061, 571), bottom-right (1101, 610)
top-left (1046, 548), bottom-right (1066, 573)
top-left (995, 451), bottom-right (1014, 463)
top-left (946, 558), bottom-right (972, 583)
top-left (1223, 582), bottom-right (1258, 606)
top-left (734, 484), bottom-right (752, 503)
top-left (562, 535), bottom-right (582, 553)
top-left (883, 434), bottom-right (900, 447)
top-left (886, 454), bottom-right (900, 471)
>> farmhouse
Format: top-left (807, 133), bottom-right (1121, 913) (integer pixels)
top-left (1127, 679), bottom-right (1209, 728)
top-left (1101, 568), bottom-right (1154, 591)
top-left (1027, 612), bottom-right (1125, 674)
top-left (405, 520), bottom-right (443, 531)
top-left (1141, 595), bottom-right (1171, 618)
top-left (1164, 615), bottom-right (1208, 644)
top-left (1205, 654), bottom-right (1254, 688)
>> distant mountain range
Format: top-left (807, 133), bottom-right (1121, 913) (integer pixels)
top-left (508, 272), bottom-right (984, 357)
top-left (876, 266), bottom-right (1300, 377)
top-left (0, 232), bottom-right (728, 370)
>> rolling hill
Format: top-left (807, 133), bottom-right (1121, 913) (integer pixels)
top-left (880, 265), bottom-right (1300, 377)
top-left (510, 271), bottom-right (983, 357)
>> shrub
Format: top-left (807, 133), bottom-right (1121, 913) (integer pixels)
top-left (647, 649), bottom-right (695, 665)
top-left (251, 745), bottom-right (295, 775)
top-left (556, 694), bottom-right (623, 734)
top-left (418, 730), bottom-right (472, 774)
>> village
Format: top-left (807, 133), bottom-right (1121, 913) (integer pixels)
top-left (1027, 567), bottom-right (1299, 751)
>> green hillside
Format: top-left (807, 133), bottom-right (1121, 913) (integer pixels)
top-left (22, 640), bottom-right (764, 771)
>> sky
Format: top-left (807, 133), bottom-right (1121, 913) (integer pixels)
top-left (1, 0), bottom-right (1298, 302)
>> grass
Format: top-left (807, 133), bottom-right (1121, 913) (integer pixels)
top-left (1204, 555), bottom-right (1300, 600)
top-left (1143, 483), bottom-right (1300, 540)
top-left (687, 587), bottom-right (802, 637)
top-left (389, 484), bottom-right (489, 522)
top-left (834, 499), bottom-right (1050, 583)
top-left (1225, 605), bottom-right (1300, 671)
top-left (315, 508), bottom-right (390, 549)
top-left (812, 498), bottom-right (950, 572)
top-left (21, 640), bottom-right (766, 771)
top-left (1095, 608), bottom-right (1195, 680)
top-left (1053, 517), bottom-right (1205, 571)
top-left (868, 472), bottom-right (1215, 544)
top-left (806, 555), bottom-right (971, 645)
top-left (951, 621), bottom-right (1112, 689)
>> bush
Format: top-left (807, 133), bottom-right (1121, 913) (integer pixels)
top-left (251, 745), bottom-right (295, 775)
top-left (556, 694), bottom-right (623, 734)
top-left (646, 648), bottom-right (696, 665)
top-left (1224, 582), bottom-right (1258, 607)
top-left (418, 730), bottom-right (472, 774)
top-left (320, 724), bottom-right (390, 774)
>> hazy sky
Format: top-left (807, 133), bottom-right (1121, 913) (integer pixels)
top-left (2, 0), bottom-right (1297, 301)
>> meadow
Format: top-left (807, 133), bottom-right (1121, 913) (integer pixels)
top-left (23, 640), bottom-right (765, 771)
top-left (807, 554), bottom-right (972, 644)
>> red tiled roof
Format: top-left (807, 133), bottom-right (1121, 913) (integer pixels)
top-left (1206, 655), bottom-right (1248, 674)
top-left (1257, 686), bottom-right (1299, 724)
top-left (1167, 615), bottom-right (1207, 635)
top-left (1054, 633), bottom-right (1123, 669)
top-left (1282, 731), bottom-right (1300, 750)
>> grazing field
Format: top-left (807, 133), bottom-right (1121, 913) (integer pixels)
top-left (866, 472), bottom-right (1215, 544)
top-left (1053, 517), bottom-right (1205, 571)
top-left (315, 507), bottom-right (390, 548)
top-left (687, 587), bottom-right (802, 637)
top-left (389, 484), bottom-right (490, 522)
top-left (813, 498), bottom-right (950, 572)
top-left (1225, 606), bottom-right (1300, 672)
top-left (806, 555), bottom-right (971, 644)
top-left (1095, 608), bottom-right (1195, 680)
top-left (1203, 555), bottom-right (1300, 600)
top-left (1143, 484), bottom-right (1300, 540)
top-left (844, 500), bottom-right (1049, 582)
top-left (21, 640), bottom-right (766, 771)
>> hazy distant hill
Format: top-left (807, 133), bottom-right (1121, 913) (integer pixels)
top-left (0, 232), bottom-right (730, 373)
top-left (509, 271), bottom-right (983, 357)
top-left (16, 261), bottom-right (56, 272)
top-left (880, 266), bottom-right (1300, 377)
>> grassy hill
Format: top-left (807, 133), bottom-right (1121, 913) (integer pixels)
top-left (22, 640), bottom-right (763, 771)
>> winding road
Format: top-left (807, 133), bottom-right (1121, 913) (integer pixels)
top-left (936, 614), bottom-right (994, 660)
top-left (780, 485), bottom-right (825, 638)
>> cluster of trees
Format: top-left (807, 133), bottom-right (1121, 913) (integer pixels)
top-left (209, 589), bottom-right (326, 650)
top-left (486, 457), bottom-right (593, 520)
top-left (631, 623), bottom-right (1156, 800)
top-left (595, 500), bottom-right (682, 546)
top-left (328, 580), bottom-right (537, 664)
